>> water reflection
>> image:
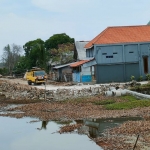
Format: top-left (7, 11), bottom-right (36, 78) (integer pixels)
top-left (37, 121), bottom-right (49, 130)
top-left (0, 117), bottom-right (101, 150)
top-left (83, 117), bottom-right (143, 138)
top-left (0, 116), bottom-right (142, 150)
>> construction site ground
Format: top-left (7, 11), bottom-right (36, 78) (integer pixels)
top-left (0, 78), bottom-right (150, 150)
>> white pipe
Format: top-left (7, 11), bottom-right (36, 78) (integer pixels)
top-left (118, 89), bottom-right (127, 96)
top-left (125, 89), bottom-right (150, 99)
top-left (114, 90), bottom-right (122, 96)
top-left (111, 89), bottom-right (122, 96)
top-left (105, 91), bottom-right (113, 96)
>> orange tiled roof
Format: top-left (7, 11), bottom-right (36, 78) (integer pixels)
top-left (85, 25), bottom-right (150, 48)
top-left (70, 60), bottom-right (89, 67)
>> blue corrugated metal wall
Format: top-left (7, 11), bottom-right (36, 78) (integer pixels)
top-left (88, 43), bottom-right (150, 83)
top-left (82, 75), bottom-right (92, 82)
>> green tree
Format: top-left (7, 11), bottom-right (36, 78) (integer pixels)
top-left (45, 33), bottom-right (74, 50)
top-left (23, 39), bottom-right (49, 70)
top-left (0, 68), bottom-right (8, 75)
top-left (13, 56), bottom-right (28, 75)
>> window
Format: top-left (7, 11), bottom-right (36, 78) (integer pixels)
top-left (143, 56), bottom-right (148, 74)
top-left (106, 56), bottom-right (113, 58)
top-left (102, 53), bottom-right (107, 55)
top-left (113, 52), bottom-right (118, 54)
top-left (129, 51), bottom-right (134, 53)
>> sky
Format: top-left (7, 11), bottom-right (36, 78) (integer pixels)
top-left (0, 0), bottom-right (150, 56)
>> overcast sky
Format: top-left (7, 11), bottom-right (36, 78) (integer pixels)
top-left (0, 0), bottom-right (150, 56)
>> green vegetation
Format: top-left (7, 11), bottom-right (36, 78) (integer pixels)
top-left (130, 82), bottom-right (150, 92)
top-left (23, 38), bottom-right (49, 70)
top-left (102, 95), bottom-right (150, 110)
top-left (0, 68), bottom-right (8, 75)
top-left (94, 99), bottom-right (115, 105)
top-left (139, 76), bottom-right (143, 81)
top-left (45, 33), bottom-right (74, 50)
top-left (130, 75), bottom-right (135, 81)
top-left (92, 95), bottom-right (150, 110)
top-left (1, 33), bottom-right (75, 75)
top-left (146, 74), bottom-right (150, 81)
top-left (120, 95), bottom-right (139, 102)
top-left (105, 100), bottom-right (150, 110)
top-left (63, 94), bottom-right (150, 110)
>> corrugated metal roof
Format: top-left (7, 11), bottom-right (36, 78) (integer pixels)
top-left (83, 59), bottom-right (97, 68)
top-left (75, 41), bottom-right (89, 60)
top-left (85, 25), bottom-right (150, 48)
top-left (53, 62), bottom-right (75, 69)
top-left (70, 60), bottom-right (90, 67)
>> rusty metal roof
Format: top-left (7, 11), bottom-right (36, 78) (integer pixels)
top-left (70, 60), bottom-right (90, 67)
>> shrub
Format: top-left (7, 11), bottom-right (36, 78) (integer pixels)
top-left (139, 76), bottom-right (143, 81)
top-left (130, 75), bottom-right (135, 81)
top-left (146, 74), bottom-right (150, 81)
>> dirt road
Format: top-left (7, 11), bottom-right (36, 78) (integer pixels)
top-left (0, 78), bottom-right (101, 90)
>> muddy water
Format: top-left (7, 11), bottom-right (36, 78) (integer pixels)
top-left (0, 117), bottom-right (102, 150)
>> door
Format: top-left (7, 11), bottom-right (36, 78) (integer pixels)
top-left (72, 72), bottom-right (80, 82)
top-left (143, 56), bottom-right (148, 74)
top-left (140, 44), bottom-right (150, 78)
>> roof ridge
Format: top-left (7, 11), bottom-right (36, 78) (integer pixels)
top-left (107, 25), bottom-right (148, 28)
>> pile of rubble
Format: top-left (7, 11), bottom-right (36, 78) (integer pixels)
top-left (0, 80), bottom-right (131, 101)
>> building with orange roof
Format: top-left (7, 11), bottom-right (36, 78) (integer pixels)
top-left (85, 25), bottom-right (150, 83)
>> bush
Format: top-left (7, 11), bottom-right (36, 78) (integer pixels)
top-left (146, 74), bottom-right (150, 81)
top-left (139, 76), bottom-right (143, 81)
top-left (130, 75), bottom-right (135, 81)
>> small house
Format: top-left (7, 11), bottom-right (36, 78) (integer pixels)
top-left (53, 63), bottom-right (74, 82)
